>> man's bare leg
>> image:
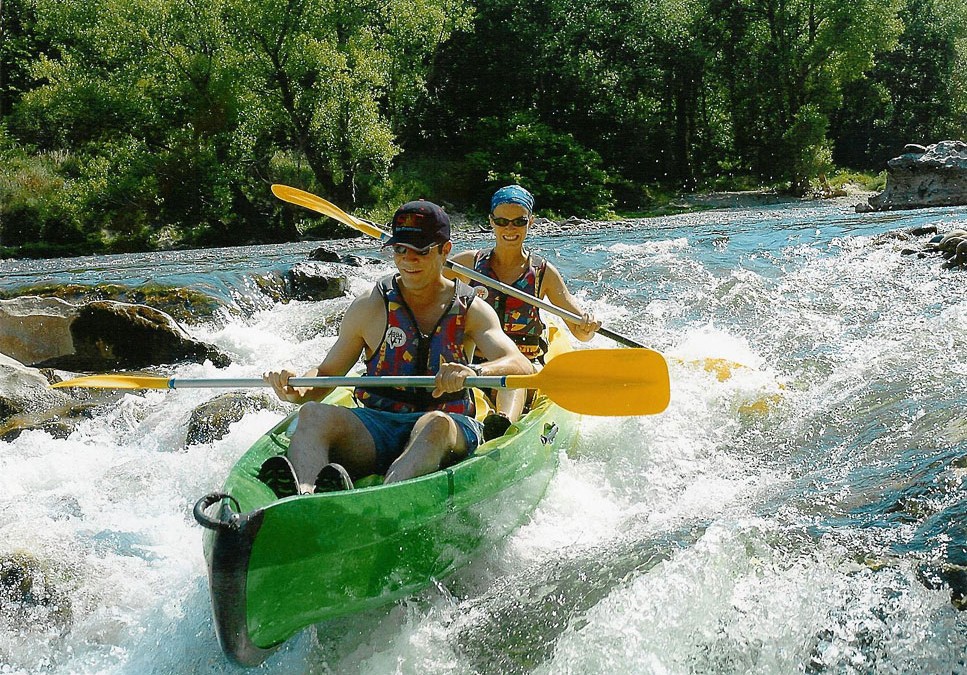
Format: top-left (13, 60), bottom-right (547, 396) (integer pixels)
top-left (383, 411), bottom-right (468, 484)
top-left (287, 403), bottom-right (378, 493)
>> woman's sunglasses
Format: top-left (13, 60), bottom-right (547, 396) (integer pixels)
top-left (490, 215), bottom-right (530, 228)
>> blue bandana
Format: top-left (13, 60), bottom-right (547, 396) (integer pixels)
top-left (490, 185), bottom-right (534, 213)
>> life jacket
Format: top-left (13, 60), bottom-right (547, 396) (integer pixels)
top-left (354, 274), bottom-right (476, 415)
top-left (471, 249), bottom-right (547, 360)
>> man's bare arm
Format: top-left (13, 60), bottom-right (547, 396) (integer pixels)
top-left (432, 300), bottom-right (530, 398)
top-left (264, 290), bottom-right (381, 403)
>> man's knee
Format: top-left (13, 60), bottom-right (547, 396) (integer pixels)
top-left (297, 402), bottom-right (353, 436)
top-left (415, 410), bottom-right (456, 438)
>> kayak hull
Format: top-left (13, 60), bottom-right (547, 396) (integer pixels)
top-left (197, 331), bottom-right (579, 666)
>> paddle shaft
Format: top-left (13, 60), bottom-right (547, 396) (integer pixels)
top-left (157, 376), bottom-right (514, 389)
top-left (52, 346), bottom-right (670, 415)
top-left (272, 185), bottom-right (645, 348)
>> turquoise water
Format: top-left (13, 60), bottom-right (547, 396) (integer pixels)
top-left (1, 200), bottom-right (966, 673)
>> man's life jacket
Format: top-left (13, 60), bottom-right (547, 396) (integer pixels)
top-left (354, 274), bottom-right (476, 415)
top-left (471, 249), bottom-right (547, 360)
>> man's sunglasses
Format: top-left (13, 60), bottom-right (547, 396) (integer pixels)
top-left (390, 243), bottom-right (441, 256)
top-left (490, 215), bottom-right (530, 228)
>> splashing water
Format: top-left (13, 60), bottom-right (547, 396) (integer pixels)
top-left (1, 202), bottom-right (966, 673)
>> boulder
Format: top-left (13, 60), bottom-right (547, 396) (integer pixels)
top-left (0, 283), bottom-right (233, 324)
top-left (45, 301), bottom-right (231, 370)
top-left (0, 354), bottom-right (120, 440)
top-left (288, 263), bottom-right (347, 301)
top-left (0, 551), bottom-right (72, 633)
top-left (185, 392), bottom-right (274, 446)
top-left (0, 353), bottom-right (68, 420)
top-left (0, 296), bottom-right (231, 371)
top-left (860, 140), bottom-right (967, 212)
top-left (307, 246), bottom-right (379, 266)
top-left (0, 297), bottom-right (76, 366)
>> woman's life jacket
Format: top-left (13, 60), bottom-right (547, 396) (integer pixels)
top-left (471, 249), bottom-right (547, 360)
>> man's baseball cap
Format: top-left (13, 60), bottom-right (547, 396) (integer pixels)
top-left (384, 200), bottom-right (450, 250)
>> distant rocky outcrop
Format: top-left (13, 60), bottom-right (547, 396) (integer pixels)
top-left (0, 297), bottom-right (231, 371)
top-left (857, 140), bottom-right (967, 212)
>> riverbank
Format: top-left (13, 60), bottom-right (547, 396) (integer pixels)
top-left (0, 184), bottom-right (881, 261)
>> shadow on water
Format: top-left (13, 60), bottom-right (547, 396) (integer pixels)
top-left (450, 522), bottom-right (708, 674)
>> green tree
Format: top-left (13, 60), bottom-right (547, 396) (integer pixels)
top-left (219, 0), bottom-right (471, 205)
top-left (706, 0), bottom-right (904, 191)
top-left (429, 0), bottom-right (720, 194)
top-left (831, 0), bottom-right (967, 168)
top-left (6, 0), bottom-right (470, 251)
top-left (465, 113), bottom-right (613, 216)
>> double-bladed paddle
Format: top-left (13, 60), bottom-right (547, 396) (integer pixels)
top-left (270, 184), bottom-right (766, 383)
top-left (271, 184), bottom-right (647, 349)
top-left (50, 348), bottom-right (670, 416)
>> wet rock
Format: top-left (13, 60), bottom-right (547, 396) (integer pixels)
top-left (1, 296), bottom-right (232, 370)
top-left (860, 140), bottom-right (967, 212)
top-left (307, 246), bottom-right (379, 266)
top-left (34, 300), bottom-right (231, 371)
top-left (917, 562), bottom-right (967, 610)
top-left (185, 392), bottom-right (275, 446)
top-left (0, 283), bottom-right (232, 324)
top-left (252, 271), bottom-right (288, 304)
top-left (0, 353), bottom-right (69, 421)
top-left (288, 263), bottom-right (348, 301)
top-left (0, 355), bottom-right (119, 440)
top-left (909, 225), bottom-right (940, 237)
top-left (0, 297), bottom-right (76, 367)
top-left (0, 551), bottom-right (72, 633)
top-left (909, 228), bottom-right (967, 269)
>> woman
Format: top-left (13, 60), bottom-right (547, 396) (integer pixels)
top-left (450, 184), bottom-right (600, 427)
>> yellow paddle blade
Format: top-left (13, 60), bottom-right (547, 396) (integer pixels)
top-left (513, 348), bottom-right (670, 416)
top-left (271, 184), bottom-right (388, 241)
top-left (51, 375), bottom-right (172, 389)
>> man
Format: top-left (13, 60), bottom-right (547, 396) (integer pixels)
top-left (258, 199), bottom-right (532, 497)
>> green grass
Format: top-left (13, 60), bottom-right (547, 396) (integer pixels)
top-left (826, 170), bottom-right (886, 192)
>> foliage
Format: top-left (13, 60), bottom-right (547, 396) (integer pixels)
top-left (0, 131), bottom-right (84, 249)
top-left (463, 114), bottom-right (613, 217)
top-left (826, 170), bottom-right (887, 192)
top-left (0, 0), bottom-right (962, 256)
top-left (830, 0), bottom-right (967, 168)
top-left (2, 0), bottom-right (469, 254)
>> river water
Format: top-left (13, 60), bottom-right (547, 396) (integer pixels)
top-left (1, 200), bottom-right (966, 674)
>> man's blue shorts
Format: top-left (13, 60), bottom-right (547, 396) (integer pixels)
top-left (348, 407), bottom-right (485, 474)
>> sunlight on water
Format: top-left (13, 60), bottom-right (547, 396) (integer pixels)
top-left (2, 204), bottom-right (967, 673)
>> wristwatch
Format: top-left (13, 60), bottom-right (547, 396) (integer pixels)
top-left (468, 364), bottom-right (484, 376)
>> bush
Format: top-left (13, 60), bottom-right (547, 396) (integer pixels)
top-left (463, 114), bottom-right (613, 218)
top-left (0, 135), bottom-right (85, 248)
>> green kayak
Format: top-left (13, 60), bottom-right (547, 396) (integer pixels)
top-left (193, 328), bottom-right (580, 666)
